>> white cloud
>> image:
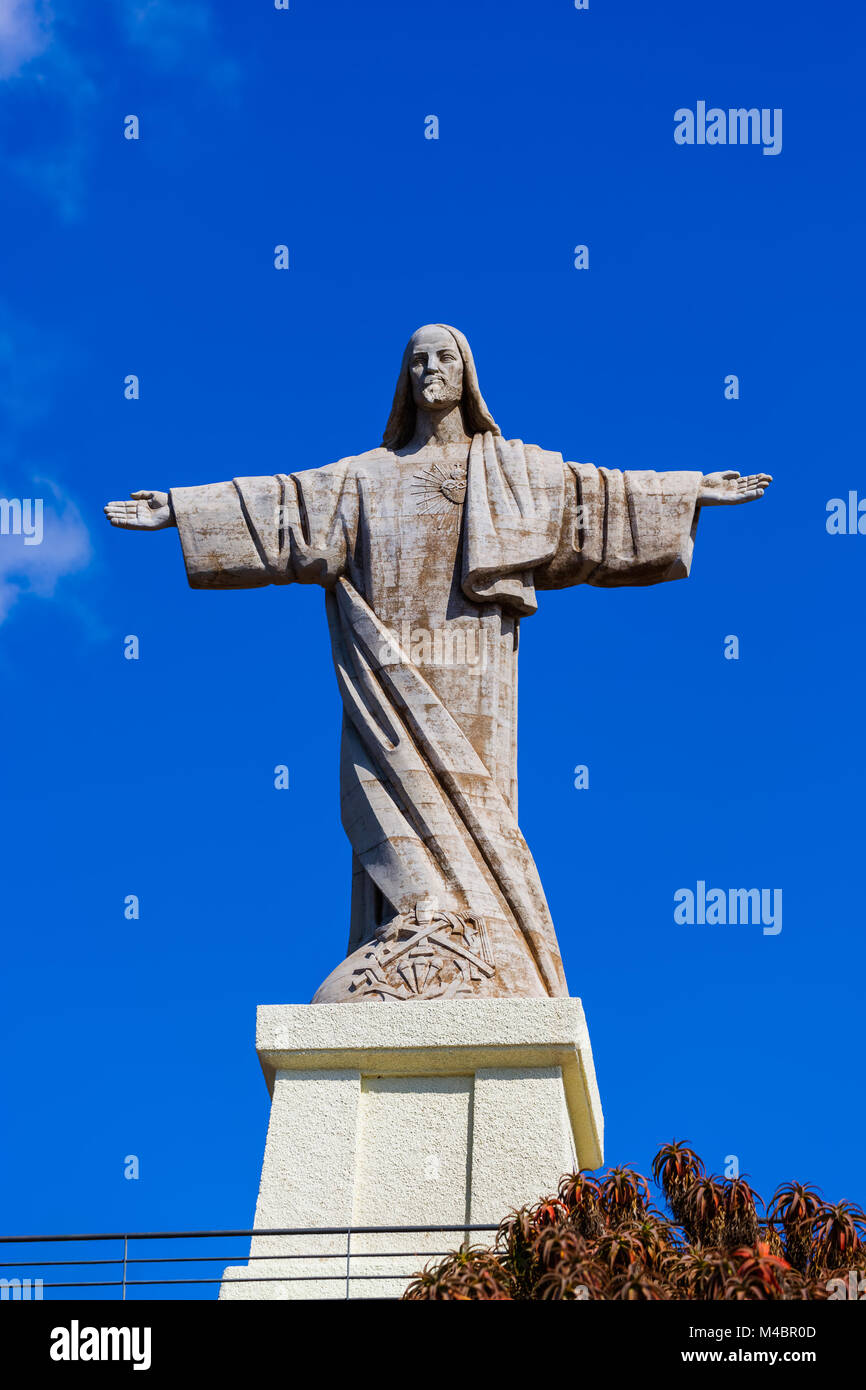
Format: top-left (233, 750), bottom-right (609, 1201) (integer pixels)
top-left (0, 480), bottom-right (92, 623)
top-left (0, 0), bottom-right (53, 79)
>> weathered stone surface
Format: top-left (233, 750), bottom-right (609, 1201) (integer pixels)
top-left (104, 324), bottom-right (772, 1002)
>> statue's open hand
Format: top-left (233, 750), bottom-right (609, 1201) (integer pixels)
top-left (104, 491), bottom-right (174, 530)
top-left (698, 471), bottom-right (773, 506)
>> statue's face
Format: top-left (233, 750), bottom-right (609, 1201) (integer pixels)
top-left (407, 326), bottom-right (463, 411)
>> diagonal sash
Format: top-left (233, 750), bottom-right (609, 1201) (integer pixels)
top-left (327, 576), bottom-right (568, 998)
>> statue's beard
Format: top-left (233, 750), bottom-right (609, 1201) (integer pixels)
top-left (418, 381), bottom-right (461, 408)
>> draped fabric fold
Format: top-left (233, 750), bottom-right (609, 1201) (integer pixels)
top-left (461, 434), bottom-right (563, 615)
top-left (326, 577), bottom-right (568, 998)
top-left (168, 435), bottom-right (702, 1002)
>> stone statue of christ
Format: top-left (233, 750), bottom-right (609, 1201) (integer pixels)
top-left (105, 325), bottom-right (771, 1004)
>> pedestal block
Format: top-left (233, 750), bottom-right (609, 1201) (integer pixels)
top-left (220, 997), bottom-right (603, 1299)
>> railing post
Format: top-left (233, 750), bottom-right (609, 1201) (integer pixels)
top-left (345, 1228), bottom-right (351, 1300)
top-left (122, 1236), bottom-right (128, 1301)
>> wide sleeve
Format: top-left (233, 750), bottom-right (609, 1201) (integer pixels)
top-left (169, 463), bottom-right (356, 591)
top-left (535, 462), bottom-right (703, 590)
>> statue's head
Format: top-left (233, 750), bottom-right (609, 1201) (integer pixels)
top-left (382, 323), bottom-right (500, 449)
top-left (407, 325), bottom-right (464, 412)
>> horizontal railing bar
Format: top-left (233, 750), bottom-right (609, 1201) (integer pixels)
top-left (0, 1259), bottom-right (125, 1268)
top-left (32, 1281), bottom-right (127, 1290)
top-left (35, 1272), bottom-right (433, 1289)
top-left (0, 1249), bottom-right (458, 1270)
top-left (0, 1224), bottom-right (497, 1245)
top-left (330, 1273), bottom-right (433, 1281)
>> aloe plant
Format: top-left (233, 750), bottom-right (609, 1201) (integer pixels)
top-left (403, 1142), bottom-right (863, 1301)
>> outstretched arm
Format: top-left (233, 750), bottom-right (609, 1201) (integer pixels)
top-left (536, 459), bottom-right (773, 594)
top-left (105, 480), bottom-right (279, 589)
top-left (104, 471), bottom-right (354, 591)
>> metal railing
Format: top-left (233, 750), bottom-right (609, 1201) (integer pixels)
top-left (0, 1225), bottom-right (499, 1299)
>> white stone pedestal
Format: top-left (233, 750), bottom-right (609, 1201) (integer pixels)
top-left (220, 997), bottom-right (603, 1300)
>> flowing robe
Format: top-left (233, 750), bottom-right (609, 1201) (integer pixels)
top-left (170, 433), bottom-right (701, 1002)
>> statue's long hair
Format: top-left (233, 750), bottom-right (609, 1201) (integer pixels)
top-left (382, 324), bottom-right (500, 449)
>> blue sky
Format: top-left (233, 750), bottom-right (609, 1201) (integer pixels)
top-left (1, 0), bottom-right (864, 1296)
